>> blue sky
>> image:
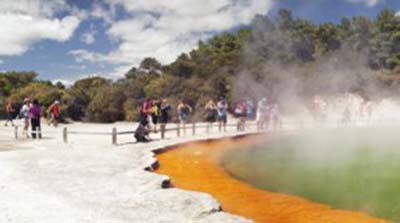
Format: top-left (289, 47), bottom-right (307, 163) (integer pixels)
top-left (0, 0), bottom-right (399, 85)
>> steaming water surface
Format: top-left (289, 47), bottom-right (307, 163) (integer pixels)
top-left (222, 128), bottom-right (400, 221)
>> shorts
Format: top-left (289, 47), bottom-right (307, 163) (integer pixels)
top-left (179, 113), bottom-right (189, 122)
top-left (52, 113), bottom-right (59, 120)
top-left (219, 115), bottom-right (227, 124)
top-left (7, 113), bottom-right (13, 121)
top-left (152, 114), bottom-right (158, 125)
top-left (206, 115), bottom-right (216, 123)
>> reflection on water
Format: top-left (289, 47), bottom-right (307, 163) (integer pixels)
top-left (222, 128), bottom-right (400, 222)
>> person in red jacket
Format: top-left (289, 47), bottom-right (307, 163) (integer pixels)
top-left (47, 100), bottom-right (60, 127)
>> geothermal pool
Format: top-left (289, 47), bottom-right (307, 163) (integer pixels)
top-left (156, 134), bottom-right (385, 223)
top-left (222, 128), bottom-right (400, 222)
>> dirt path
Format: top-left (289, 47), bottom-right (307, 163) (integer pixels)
top-left (156, 135), bottom-right (387, 223)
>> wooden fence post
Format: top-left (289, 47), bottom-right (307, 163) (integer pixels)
top-left (160, 124), bottom-right (165, 139)
top-left (192, 121), bottom-right (196, 136)
top-left (177, 123), bottom-right (181, 137)
top-left (112, 128), bottom-right (117, 145)
top-left (14, 126), bottom-right (18, 139)
top-left (63, 127), bottom-right (68, 144)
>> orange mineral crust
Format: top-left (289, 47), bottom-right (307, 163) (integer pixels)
top-left (155, 135), bottom-right (387, 223)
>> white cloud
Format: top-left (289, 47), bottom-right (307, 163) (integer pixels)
top-left (345, 0), bottom-right (381, 7)
top-left (70, 0), bottom-right (273, 68)
top-left (0, 0), bottom-right (82, 56)
top-left (0, 59), bottom-right (3, 65)
top-left (90, 3), bottom-right (115, 24)
top-left (69, 49), bottom-right (112, 63)
top-left (81, 31), bottom-right (96, 45)
top-left (108, 65), bottom-right (134, 78)
top-left (396, 11), bottom-right (400, 17)
top-left (52, 79), bottom-right (73, 87)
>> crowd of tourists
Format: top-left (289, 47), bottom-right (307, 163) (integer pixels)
top-left (134, 97), bottom-right (281, 142)
top-left (3, 96), bottom-right (280, 142)
top-left (3, 98), bottom-right (60, 139)
top-left (310, 94), bottom-right (375, 125)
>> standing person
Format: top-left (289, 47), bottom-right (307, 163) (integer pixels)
top-left (270, 103), bottom-right (280, 131)
top-left (246, 97), bottom-right (255, 120)
top-left (4, 100), bottom-right (15, 127)
top-left (19, 98), bottom-right (31, 138)
top-left (204, 100), bottom-right (218, 132)
top-left (342, 106), bottom-right (351, 126)
top-left (151, 100), bottom-right (161, 132)
top-left (28, 99), bottom-right (42, 139)
top-left (159, 98), bottom-right (171, 128)
top-left (47, 100), bottom-right (60, 127)
top-left (217, 97), bottom-right (228, 132)
top-left (177, 100), bottom-right (192, 135)
top-left (141, 98), bottom-right (153, 125)
top-left (256, 98), bottom-right (269, 130)
top-left (234, 99), bottom-right (247, 131)
top-left (365, 100), bottom-right (374, 123)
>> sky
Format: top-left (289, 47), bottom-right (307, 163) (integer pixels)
top-left (0, 0), bottom-right (399, 85)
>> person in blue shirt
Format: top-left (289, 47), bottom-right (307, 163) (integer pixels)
top-left (217, 97), bottom-right (228, 132)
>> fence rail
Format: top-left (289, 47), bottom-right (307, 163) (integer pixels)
top-left (9, 117), bottom-right (389, 146)
top-left (10, 120), bottom-right (267, 145)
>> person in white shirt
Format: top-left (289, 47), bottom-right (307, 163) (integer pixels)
top-left (19, 98), bottom-right (31, 138)
top-left (256, 98), bottom-right (269, 130)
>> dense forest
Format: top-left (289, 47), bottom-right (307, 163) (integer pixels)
top-left (1, 9), bottom-right (400, 122)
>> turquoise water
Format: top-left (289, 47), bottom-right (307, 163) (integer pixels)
top-left (222, 128), bottom-right (400, 221)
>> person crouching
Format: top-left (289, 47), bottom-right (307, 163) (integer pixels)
top-left (134, 117), bottom-right (151, 142)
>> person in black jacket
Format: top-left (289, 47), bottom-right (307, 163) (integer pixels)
top-left (159, 98), bottom-right (171, 125)
top-left (134, 117), bottom-right (151, 142)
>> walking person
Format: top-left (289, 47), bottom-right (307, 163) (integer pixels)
top-left (204, 100), bottom-right (218, 133)
top-left (19, 98), bottom-right (31, 138)
top-left (28, 99), bottom-right (42, 139)
top-left (4, 100), bottom-right (15, 127)
top-left (177, 100), bottom-right (192, 135)
top-left (217, 97), bottom-right (228, 132)
top-left (47, 100), bottom-right (60, 127)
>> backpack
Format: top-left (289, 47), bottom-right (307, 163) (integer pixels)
top-left (152, 105), bottom-right (160, 116)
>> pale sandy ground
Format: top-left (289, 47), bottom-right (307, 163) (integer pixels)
top-left (0, 118), bottom-right (255, 223)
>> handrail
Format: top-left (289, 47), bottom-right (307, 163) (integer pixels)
top-left (5, 117), bottom-right (396, 146)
